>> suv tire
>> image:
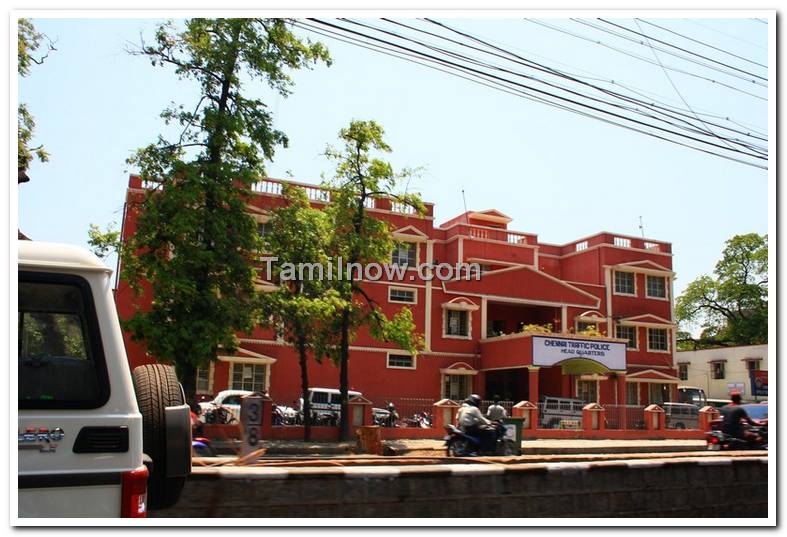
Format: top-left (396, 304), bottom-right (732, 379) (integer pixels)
top-left (132, 364), bottom-right (186, 510)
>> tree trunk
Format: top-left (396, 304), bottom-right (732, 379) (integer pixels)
top-left (297, 335), bottom-right (312, 442)
top-left (339, 307), bottom-right (351, 441)
top-left (177, 361), bottom-right (198, 407)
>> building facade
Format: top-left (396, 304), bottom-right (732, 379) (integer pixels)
top-left (117, 175), bottom-right (680, 407)
top-left (676, 344), bottom-right (768, 402)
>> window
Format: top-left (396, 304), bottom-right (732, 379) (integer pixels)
top-left (678, 363), bottom-right (688, 381)
top-left (196, 367), bottom-right (211, 394)
top-left (577, 380), bottom-right (598, 404)
top-left (616, 325), bottom-right (637, 350)
top-left (647, 328), bottom-right (669, 352)
top-left (614, 237), bottom-right (631, 248)
top-left (575, 241), bottom-right (588, 251)
top-left (257, 222), bottom-right (269, 237)
top-left (711, 361), bottom-right (726, 380)
top-left (443, 374), bottom-right (472, 401)
top-left (644, 241), bottom-right (660, 251)
top-left (389, 287), bottom-right (416, 304)
top-left (646, 275), bottom-right (667, 299)
top-left (445, 309), bottom-right (469, 337)
top-left (230, 363), bottom-right (267, 393)
top-left (648, 383), bottom-right (671, 404)
top-left (626, 382), bottom-right (640, 405)
top-left (391, 242), bottom-right (417, 267)
top-left (577, 321), bottom-right (598, 333)
top-left (614, 271), bottom-right (636, 295)
top-left (387, 354), bottom-right (415, 369)
top-left (19, 273), bottom-right (109, 409)
top-left (745, 359), bottom-right (762, 371)
top-left (487, 319), bottom-right (506, 337)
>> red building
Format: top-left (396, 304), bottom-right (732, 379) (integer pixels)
top-left (117, 175), bottom-right (680, 408)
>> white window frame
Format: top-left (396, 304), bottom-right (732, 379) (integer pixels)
top-left (575, 377), bottom-right (600, 404)
top-left (613, 271), bottom-right (637, 296)
top-left (229, 362), bottom-right (270, 393)
top-left (386, 352), bottom-right (416, 370)
top-left (645, 275), bottom-right (668, 300)
top-left (626, 382), bottom-right (641, 405)
top-left (442, 308), bottom-right (472, 339)
top-left (195, 363), bottom-right (214, 395)
top-left (388, 286), bottom-right (417, 304)
top-left (390, 241), bottom-right (419, 269)
top-left (616, 324), bottom-right (639, 351)
top-left (441, 373), bottom-right (473, 401)
top-left (646, 327), bottom-right (670, 353)
top-left (744, 358), bottom-right (762, 371)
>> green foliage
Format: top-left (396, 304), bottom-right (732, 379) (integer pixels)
top-left (320, 120), bottom-right (424, 438)
top-left (676, 233), bottom-right (768, 347)
top-left (87, 222), bottom-right (121, 260)
top-left (18, 19), bottom-right (55, 171)
top-left (121, 19), bottom-right (329, 396)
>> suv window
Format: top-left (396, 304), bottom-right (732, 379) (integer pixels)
top-left (222, 395), bottom-right (242, 405)
top-left (18, 272), bottom-right (109, 409)
top-left (330, 394), bottom-right (342, 405)
top-left (312, 392), bottom-right (329, 404)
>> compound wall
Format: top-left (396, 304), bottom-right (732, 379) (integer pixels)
top-left (154, 456), bottom-right (768, 518)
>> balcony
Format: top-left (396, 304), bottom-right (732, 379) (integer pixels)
top-left (443, 223), bottom-right (536, 246)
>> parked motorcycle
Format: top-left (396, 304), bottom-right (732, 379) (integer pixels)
top-left (272, 404), bottom-right (299, 425)
top-left (203, 405), bottom-right (236, 425)
top-left (444, 421), bottom-right (517, 456)
top-left (372, 403), bottom-right (400, 427)
top-left (404, 411), bottom-right (432, 428)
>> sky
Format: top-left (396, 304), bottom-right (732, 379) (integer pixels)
top-left (16, 16), bottom-right (769, 303)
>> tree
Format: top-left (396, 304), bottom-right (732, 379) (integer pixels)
top-left (322, 120), bottom-right (424, 440)
top-left (676, 233), bottom-right (768, 348)
top-left (257, 184), bottom-right (343, 441)
top-left (87, 222), bottom-right (121, 260)
top-left (121, 19), bottom-right (329, 402)
top-left (18, 18), bottom-right (55, 176)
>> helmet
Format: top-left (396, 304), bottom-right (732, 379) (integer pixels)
top-left (466, 394), bottom-right (482, 407)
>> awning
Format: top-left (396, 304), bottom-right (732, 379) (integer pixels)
top-left (554, 358), bottom-right (616, 375)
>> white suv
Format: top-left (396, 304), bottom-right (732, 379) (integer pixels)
top-left (17, 241), bottom-right (191, 518)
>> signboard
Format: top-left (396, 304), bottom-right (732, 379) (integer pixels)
top-left (532, 336), bottom-right (626, 371)
top-left (726, 382), bottom-right (745, 396)
top-left (750, 370), bottom-right (768, 397)
top-left (240, 394), bottom-right (264, 456)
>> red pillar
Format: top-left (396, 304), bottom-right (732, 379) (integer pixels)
top-left (474, 372), bottom-right (486, 399)
top-left (617, 373), bottom-right (627, 429)
top-left (561, 372), bottom-right (571, 398)
top-left (528, 367), bottom-right (540, 404)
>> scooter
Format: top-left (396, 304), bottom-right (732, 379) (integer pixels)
top-left (192, 436), bottom-right (216, 457)
top-left (444, 421), bottom-right (517, 456)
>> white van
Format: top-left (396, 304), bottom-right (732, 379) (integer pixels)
top-left (298, 388), bottom-right (362, 418)
top-left (18, 241), bottom-right (191, 518)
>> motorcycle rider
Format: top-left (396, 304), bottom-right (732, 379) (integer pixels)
top-left (486, 395), bottom-right (508, 421)
top-left (720, 391), bottom-right (763, 445)
top-left (385, 402), bottom-right (400, 427)
top-left (456, 394), bottom-right (496, 453)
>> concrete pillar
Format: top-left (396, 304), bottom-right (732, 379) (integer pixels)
top-left (698, 406), bottom-right (720, 431)
top-left (432, 399), bottom-right (461, 430)
top-left (644, 404), bottom-right (665, 431)
top-left (582, 403), bottom-right (605, 431)
top-left (512, 401), bottom-right (538, 430)
top-left (528, 367), bottom-right (540, 404)
top-left (617, 373), bottom-right (627, 428)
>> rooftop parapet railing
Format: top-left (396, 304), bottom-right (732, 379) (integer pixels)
top-left (444, 223), bottom-right (535, 246)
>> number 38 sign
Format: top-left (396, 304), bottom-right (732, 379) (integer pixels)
top-left (240, 393), bottom-right (265, 456)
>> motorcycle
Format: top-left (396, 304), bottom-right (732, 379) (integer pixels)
top-left (404, 411), bottom-right (432, 428)
top-left (203, 405), bottom-right (236, 425)
top-left (372, 404), bottom-right (400, 427)
top-left (272, 404), bottom-right (299, 426)
top-left (706, 423), bottom-right (767, 451)
top-left (444, 421), bottom-right (517, 457)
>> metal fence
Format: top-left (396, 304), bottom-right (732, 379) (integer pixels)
top-left (536, 401), bottom-right (584, 429)
top-left (372, 397), bottom-right (435, 427)
top-left (603, 405), bottom-right (647, 430)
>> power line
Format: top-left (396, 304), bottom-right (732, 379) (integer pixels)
top-left (636, 18), bottom-right (767, 70)
top-left (526, 18), bottom-right (767, 101)
top-left (575, 18), bottom-right (766, 86)
top-left (416, 17), bottom-right (766, 152)
top-left (298, 18), bottom-right (767, 169)
top-left (686, 19), bottom-right (767, 51)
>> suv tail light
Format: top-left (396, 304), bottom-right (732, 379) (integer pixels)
top-left (707, 435), bottom-right (719, 445)
top-left (121, 466), bottom-right (149, 518)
